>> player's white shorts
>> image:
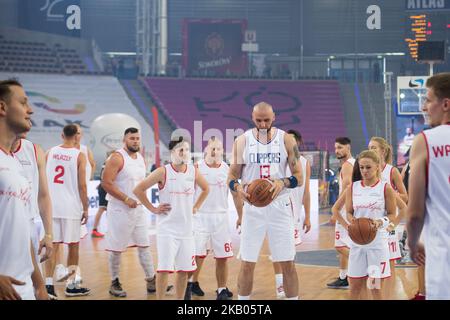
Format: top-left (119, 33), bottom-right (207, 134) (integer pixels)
top-left (387, 229), bottom-right (401, 261)
top-left (16, 278), bottom-right (36, 300)
top-left (348, 241), bottom-right (391, 279)
top-left (335, 222), bottom-right (352, 248)
top-left (193, 213), bottom-right (233, 258)
top-left (156, 235), bottom-right (196, 273)
top-left (53, 218), bottom-right (81, 244)
top-left (105, 204), bottom-right (150, 252)
top-left (240, 194), bottom-right (295, 263)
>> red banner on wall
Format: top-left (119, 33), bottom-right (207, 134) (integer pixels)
top-left (182, 19), bottom-right (248, 77)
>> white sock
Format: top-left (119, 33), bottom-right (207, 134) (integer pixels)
top-left (238, 295), bottom-right (250, 300)
top-left (109, 251), bottom-right (121, 280)
top-left (339, 269), bottom-right (347, 280)
top-left (137, 247), bottom-right (156, 279)
top-left (188, 276), bottom-right (194, 282)
top-left (275, 273), bottom-right (283, 288)
top-left (217, 287), bottom-right (226, 294)
top-left (285, 296), bottom-right (298, 300)
top-left (46, 277), bottom-right (53, 286)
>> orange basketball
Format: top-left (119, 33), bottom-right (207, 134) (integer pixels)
top-left (348, 217), bottom-right (377, 245)
top-left (246, 179), bottom-right (274, 207)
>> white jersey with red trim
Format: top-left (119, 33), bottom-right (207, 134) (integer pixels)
top-left (241, 128), bottom-right (289, 198)
top-left (381, 163), bottom-right (395, 188)
top-left (195, 160), bottom-right (229, 214)
top-left (14, 139), bottom-right (39, 220)
top-left (422, 124), bottom-right (450, 299)
top-left (158, 164), bottom-right (196, 238)
top-left (352, 180), bottom-right (388, 249)
top-left (287, 155), bottom-right (308, 220)
top-left (0, 150), bottom-right (35, 299)
top-left (80, 144), bottom-right (92, 183)
top-left (106, 148), bottom-right (146, 207)
top-left (46, 145), bottom-right (82, 219)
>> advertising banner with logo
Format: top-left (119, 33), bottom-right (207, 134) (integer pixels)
top-left (396, 76), bottom-right (430, 165)
top-left (182, 19), bottom-right (248, 77)
top-left (405, 0), bottom-right (450, 11)
top-left (18, 0), bottom-right (81, 37)
top-left (0, 72), bottom-right (166, 173)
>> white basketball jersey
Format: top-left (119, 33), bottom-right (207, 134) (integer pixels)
top-left (287, 156), bottom-right (308, 220)
top-left (0, 150), bottom-right (34, 299)
top-left (352, 180), bottom-right (388, 248)
top-left (13, 139), bottom-right (39, 220)
top-left (158, 164), bottom-right (196, 238)
top-left (106, 148), bottom-right (146, 207)
top-left (195, 160), bottom-right (229, 214)
top-left (241, 128), bottom-right (289, 197)
top-left (80, 144), bottom-right (92, 183)
top-left (381, 163), bottom-right (395, 188)
top-left (422, 125), bottom-right (450, 299)
top-left (46, 145), bottom-right (82, 219)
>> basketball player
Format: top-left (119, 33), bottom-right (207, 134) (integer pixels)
top-left (368, 137), bottom-right (408, 299)
top-left (186, 137), bottom-right (233, 300)
top-left (44, 124), bottom-right (90, 298)
top-left (272, 129), bottom-right (311, 299)
top-left (0, 79), bottom-right (48, 300)
top-left (75, 124), bottom-right (96, 240)
top-left (134, 136), bottom-right (210, 300)
top-left (327, 137), bottom-right (355, 289)
top-left (407, 73), bottom-right (450, 300)
top-left (228, 102), bottom-right (303, 300)
top-left (402, 157), bottom-right (426, 300)
top-left (91, 152), bottom-right (112, 238)
top-left (346, 150), bottom-right (396, 300)
top-left (12, 134), bottom-right (53, 264)
top-left (101, 127), bottom-right (157, 298)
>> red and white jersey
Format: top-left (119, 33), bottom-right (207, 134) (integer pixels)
top-left (241, 128), bottom-right (289, 197)
top-left (287, 155), bottom-right (308, 219)
top-left (352, 180), bottom-right (388, 248)
top-left (46, 145), bottom-right (82, 219)
top-left (381, 163), bottom-right (395, 188)
top-left (195, 160), bottom-right (229, 214)
top-left (80, 144), bottom-right (92, 184)
top-left (13, 139), bottom-right (39, 220)
top-left (107, 148), bottom-right (146, 207)
top-left (422, 125), bottom-right (450, 277)
top-left (158, 164), bottom-right (196, 238)
top-left (0, 149), bottom-right (34, 299)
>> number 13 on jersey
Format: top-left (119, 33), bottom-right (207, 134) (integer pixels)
top-left (260, 165), bottom-right (270, 179)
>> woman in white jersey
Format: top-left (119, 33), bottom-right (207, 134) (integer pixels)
top-left (134, 137), bottom-right (209, 300)
top-left (345, 150), bottom-right (396, 300)
top-left (368, 137), bottom-right (408, 299)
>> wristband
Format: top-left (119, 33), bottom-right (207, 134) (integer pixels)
top-left (286, 176), bottom-right (298, 189)
top-left (381, 217), bottom-right (390, 229)
top-left (45, 234), bottom-right (53, 240)
top-left (123, 196), bottom-right (129, 203)
top-left (229, 180), bottom-right (239, 192)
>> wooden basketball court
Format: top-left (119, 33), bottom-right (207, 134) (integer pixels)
top-left (53, 212), bottom-right (419, 300)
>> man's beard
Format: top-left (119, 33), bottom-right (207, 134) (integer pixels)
top-left (256, 125), bottom-right (272, 134)
top-left (126, 145), bottom-right (140, 153)
top-left (336, 154), bottom-right (346, 160)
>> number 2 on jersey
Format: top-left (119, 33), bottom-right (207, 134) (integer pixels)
top-left (54, 165), bottom-right (65, 184)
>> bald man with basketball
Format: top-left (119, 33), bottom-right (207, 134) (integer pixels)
top-left (228, 102), bottom-right (303, 300)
